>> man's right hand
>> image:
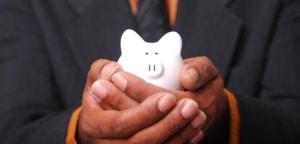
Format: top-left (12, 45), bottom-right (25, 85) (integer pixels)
top-left (77, 59), bottom-right (207, 144)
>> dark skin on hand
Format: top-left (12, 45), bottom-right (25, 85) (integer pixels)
top-left (77, 56), bottom-right (228, 144)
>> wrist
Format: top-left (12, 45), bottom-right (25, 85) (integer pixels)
top-left (202, 90), bottom-right (230, 143)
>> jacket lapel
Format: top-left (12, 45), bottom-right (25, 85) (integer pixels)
top-left (175, 0), bottom-right (242, 78)
top-left (65, 0), bottom-right (135, 74)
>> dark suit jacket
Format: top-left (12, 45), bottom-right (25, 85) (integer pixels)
top-left (1, 0), bottom-right (300, 143)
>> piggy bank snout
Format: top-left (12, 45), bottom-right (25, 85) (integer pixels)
top-left (143, 61), bottom-right (163, 78)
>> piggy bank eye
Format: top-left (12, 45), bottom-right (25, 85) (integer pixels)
top-left (155, 52), bottom-right (158, 55)
top-left (145, 52), bottom-right (149, 55)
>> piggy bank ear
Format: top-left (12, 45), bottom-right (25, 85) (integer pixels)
top-left (158, 31), bottom-right (182, 54)
top-left (120, 29), bottom-right (144, 54)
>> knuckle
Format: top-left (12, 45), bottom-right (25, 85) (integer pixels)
top-left (89, 59), bottom-right (109, 74)
top-left (166, 118), bottom-right (181, 132)
top-left (111, 116), bottom-right (131, 137)
top-left (176, 134), bottom-right (188, 144)
top-left (201, 62), bottom-right (209, 76)
top-left (90, 59), bottom-right (103, 71)
top-left (201, 56), bottom-right (210, 62)
top-left (131, 80), bottom-right (150, 102)
top-left (198, 56), bottom-right (219, 80)
top-left (111, 93), bottom-right (122, 109)
top-left (89, 60), bottom-right (103, 79)
top-left (101, 62), bottom-right (122, 79)
top-left (79, 114), bottom-right (98, 138)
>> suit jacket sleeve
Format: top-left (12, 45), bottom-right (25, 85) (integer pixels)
top-left (235, 1), bottom-right (300, 143)
top-left (0, 0), bottom-right (75, 143)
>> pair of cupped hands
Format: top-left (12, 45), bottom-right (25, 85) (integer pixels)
top-left (78, 56), bottom-right (228, 144)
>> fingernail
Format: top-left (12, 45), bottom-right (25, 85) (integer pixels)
top-left (91, 81), bottom-right (108, 102)
top-left (189, 130), bottom-right (203, 144)
top-left (101, 62), bottom-right (121, 79)
top-left (181, 100), bottom-right (199, 119)
top-left (112, 72), bottom-right (127, 91)
top-left (191, 111), bottom-right (206, 129)
top-left (200, 111), bottom-right (207, 122)
top-left (158, 93), bottom-right (177, 113)
top-left (183, 68), bottom-right (200, 86)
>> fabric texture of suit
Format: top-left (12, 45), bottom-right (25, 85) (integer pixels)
top-left (0, 0), bottom-right (300, 143)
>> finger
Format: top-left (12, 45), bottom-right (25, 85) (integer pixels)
top-left (112, 71), bottom-right (166, 102)
top-left (83, 59), bottom-right (111, 107)
top-left (90, 79), bottom-right (139, 110)
top-left (165, 111), bottom-right (206, 144)
top-left (99, 62), bottom-right (123, 80)
top-left (87, 59), bottom-right (110, 83)
top-left (87, 59), bottom-right (122, 85)
top-left (180, 56), bottom-right (219, 91)
top-left (81, 92), bottom-right (177, 138)
top-left (173, 90), bottom-right (217, 133)
top-left (128, 99), bottom-right (202, 144)
top-left (84, 60), bottom-right (126, 110)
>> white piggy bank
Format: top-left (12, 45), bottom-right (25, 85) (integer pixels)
top-left (117, 29), bottom-right (183, 90)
